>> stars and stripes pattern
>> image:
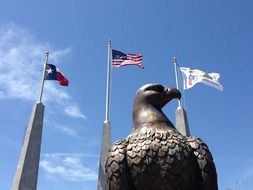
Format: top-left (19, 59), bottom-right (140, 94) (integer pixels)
top-left (112, 49), bottom-right (143, 68)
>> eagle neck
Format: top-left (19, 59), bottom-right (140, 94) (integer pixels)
top-left (133, 102), bottom-right (173, 129)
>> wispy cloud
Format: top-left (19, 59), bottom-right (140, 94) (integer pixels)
top-left (0, 23), bottom-right (85, 119)
top-left (40, 153), bottom-right (98, 181)
top-left (64, 105), bottom-right (87, 120)
top-left (54, 124), bottom-right (79, 137)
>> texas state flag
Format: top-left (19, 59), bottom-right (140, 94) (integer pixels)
top-left (44, 64), bottom-right (69, 86)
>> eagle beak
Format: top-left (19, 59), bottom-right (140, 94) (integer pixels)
top-left (165, 87), bottom-right (181, 100)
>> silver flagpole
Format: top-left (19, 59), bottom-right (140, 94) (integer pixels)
top-left (38, 51), bottom-right (49, 103)
top-left (97, 39), bottom-right (112, 190)
top-left (173, 57), bottom-right (182, 107)
top-left (105, 39), bottom-right (112, 123)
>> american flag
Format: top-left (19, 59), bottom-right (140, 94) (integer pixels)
top-left (112, 49), bottom-right (143, 68)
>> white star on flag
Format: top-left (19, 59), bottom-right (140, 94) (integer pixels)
top-left (46, 68), bottom-right (54, 74)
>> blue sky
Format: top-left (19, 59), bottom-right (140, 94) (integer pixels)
top-left (0, 0), bottom-right (253, 190)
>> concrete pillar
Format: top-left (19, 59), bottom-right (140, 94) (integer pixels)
top-left (12, 102), bottom-right (45, 190)
top-left (175, 106), bottom-right (190, 136)
top-left (97, 121), bottom-right (111, 190)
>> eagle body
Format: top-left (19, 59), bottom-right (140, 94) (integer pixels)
top-left (105, 84), bottom-right (218, 190)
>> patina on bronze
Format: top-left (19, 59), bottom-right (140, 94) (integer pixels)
top-left (105, 84), bottom-right (218, 190)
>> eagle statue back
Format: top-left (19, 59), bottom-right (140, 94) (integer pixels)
top-left (105, 83), bottom-right (218, 190)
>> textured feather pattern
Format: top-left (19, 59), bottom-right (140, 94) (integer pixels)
top-left (105, 125), bottom-right (218, 190)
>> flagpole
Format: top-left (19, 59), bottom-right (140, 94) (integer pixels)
top-left (38, 51), bottom-right (49, 103)
top-left (173, 56), bottom-right (182, 107)
top-left (97, 39), bottom-right (112, 190)
top-left (105, 40), bottom-right (112, 123)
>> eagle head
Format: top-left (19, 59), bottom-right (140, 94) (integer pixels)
top-left (133, 84), bottom-right (181, 129)
top-left (135, 83), bottom-right (181, 109)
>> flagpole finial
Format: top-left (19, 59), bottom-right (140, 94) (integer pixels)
top-left (44, 51), bottom-right (49, 62)
top-left (173, 56), bottom-right (177, 63)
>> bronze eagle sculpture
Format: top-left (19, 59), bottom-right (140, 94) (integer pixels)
top-left (105, 83), bottom-right (218, 190)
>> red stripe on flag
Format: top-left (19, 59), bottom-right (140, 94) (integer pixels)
top-left (56, 69), bottom-right (69, 86)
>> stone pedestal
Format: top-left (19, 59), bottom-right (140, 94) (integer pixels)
top-left (12, 102), bottom-right (45, 190)
top-left (175, 106), bottom-right (190, 136)
top-left (97, 121), bottom-right (111, 190)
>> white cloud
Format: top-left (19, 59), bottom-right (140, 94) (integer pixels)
top-left (49, 48), bottom-right (72, 64)
top-left (0, 25), bottom-right (43, 100)
top-left (0, 23), bottom-right (85, 119)
top-left (64, 105), bottom-right (87, 120)
top-left (40, 153), bottom-right (98, 181)
top-left (54, 124), bottom-right (79, 137)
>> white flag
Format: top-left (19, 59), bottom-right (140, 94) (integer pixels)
top-left (180, 67), bottom-right (223, 91)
